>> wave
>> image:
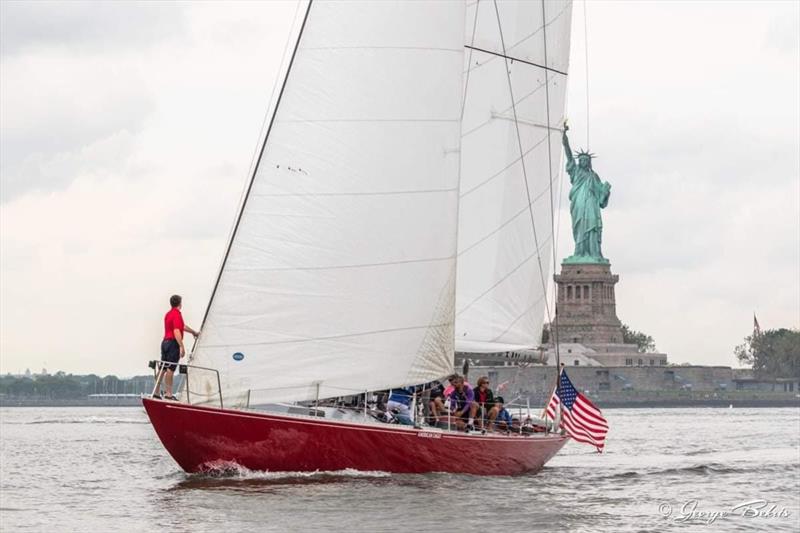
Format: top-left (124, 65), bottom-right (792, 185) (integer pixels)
top-left (602, 461), bottom-right (798, 480)
top-left (22, 416), bottom-right (148, 425)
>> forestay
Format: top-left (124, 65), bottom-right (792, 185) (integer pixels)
top-left (455, 0), bottom-right (572, 353)
top-left (188, 0), bottom-right (466, 407)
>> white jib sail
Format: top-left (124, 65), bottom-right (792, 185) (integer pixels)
top-left (455, 0), bottom-right (572, 353)
top-left (188, 0), bottom-right (466, 407)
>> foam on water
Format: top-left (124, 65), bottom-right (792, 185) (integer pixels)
top-left (195, 461), bottom-right (392, 481)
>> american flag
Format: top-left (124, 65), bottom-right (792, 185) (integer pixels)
top-left (546, 370), bottom-right (609, 452)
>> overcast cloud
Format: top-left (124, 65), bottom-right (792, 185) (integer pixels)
top-left (1, 1), bottom-right (798, 376)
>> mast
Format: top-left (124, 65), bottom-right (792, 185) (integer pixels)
top-left (540, 0), bottom-right (562, 376)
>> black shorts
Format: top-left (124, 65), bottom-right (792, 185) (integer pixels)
top-left (160, 339), bottom-right (180, 371)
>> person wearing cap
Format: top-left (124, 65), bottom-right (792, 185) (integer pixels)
top-left (490, 396), bottom-right (513, 432)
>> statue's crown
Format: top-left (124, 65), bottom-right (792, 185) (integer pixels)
top-left (575, 148), bottom-right (596, 159)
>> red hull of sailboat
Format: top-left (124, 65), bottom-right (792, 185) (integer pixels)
top-left (143, 398), bottom-right (568, 476)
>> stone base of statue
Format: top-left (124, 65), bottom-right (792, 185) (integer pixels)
top-left (554, 262), bottom-right (623, 345)
top-left (549, 262), bottom-right (668, 367)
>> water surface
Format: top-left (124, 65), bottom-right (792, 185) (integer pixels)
top-left (1, 407), bottom-right (798, 532)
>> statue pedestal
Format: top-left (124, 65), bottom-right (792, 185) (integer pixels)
top-left (553, 262), bottom-right (624, 345)
top-left (551, 261), bottom-right (669, 366)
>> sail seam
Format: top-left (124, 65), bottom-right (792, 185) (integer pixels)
top-left (277, 118), bottom-right (459, 123)
top-left (301, 46), bottom-right (462, 52)
top-left (489, 291), bottom-right (548, 342)
top-left (460, 77), bottom-right (551, 139)
top-left (455, 233), bottom-right (553, 317)
top-left (252, 187), bottom-right (457, 198)
top-left (227, 255), bottom-right (454, 273)
top-left (458, 174), bottom-right (558, 257)
top-left (464, 44), bottom-right (567, 76)
top-left (459, 133), bottom-right (549, 199)
top-left (200, 322), bottom-right (453, 348)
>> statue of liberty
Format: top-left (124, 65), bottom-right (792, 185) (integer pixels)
top-left (561, 123), bottom-right (611, 264)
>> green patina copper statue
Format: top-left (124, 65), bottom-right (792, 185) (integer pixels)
top-left (561, 123), bottom-right (611, 264)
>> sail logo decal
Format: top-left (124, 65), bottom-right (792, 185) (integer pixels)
top-left (232, 352), bottom-right (245, 361)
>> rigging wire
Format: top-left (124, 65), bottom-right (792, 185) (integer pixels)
top-left (552, 90), bottom-right (568, 312)
top-left (491, 0), bottom-right (555, 350)
top-left (460, 0), bottom-right (481, 122)
top-left (188, 0), bottom-right (306, 361)
top-left (540, 0), bottom-right (561, 374)
top-left (452, 0), bottom-right (481, 362)
top-left (583, 0), bottom-right (590, 149)
top-left (193, 0), bottom-right (315, 350)
top-left (238, 0), bottom-right (305, 222)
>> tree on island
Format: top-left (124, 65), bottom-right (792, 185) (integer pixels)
top-left (735, 328), bottom-right (799, 378)
top-left (621, 324), bottom-right (657, 353)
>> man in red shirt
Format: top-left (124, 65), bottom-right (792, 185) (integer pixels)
top-left (157, 294), bottom-right (200, 400)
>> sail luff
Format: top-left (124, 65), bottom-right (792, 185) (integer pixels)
top-left (193, 1), bottom-right (314, 342)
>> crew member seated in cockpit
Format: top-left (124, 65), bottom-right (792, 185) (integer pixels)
top-left (386, 386), bottom-right (415, 425)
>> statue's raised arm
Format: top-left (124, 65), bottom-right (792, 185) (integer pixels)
top-left (562, 122), bottom-right (574, 166)
top-left (562, 122), bottom-right (576, 183)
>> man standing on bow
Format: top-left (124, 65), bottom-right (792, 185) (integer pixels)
top-left (157, 294), bottom-right (200, 400)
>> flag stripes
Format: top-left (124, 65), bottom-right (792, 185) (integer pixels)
top-left (544, 369), bottom-right (609, 452)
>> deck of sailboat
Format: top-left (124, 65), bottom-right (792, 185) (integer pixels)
top-left (143, 397), bottom-right (569, 476)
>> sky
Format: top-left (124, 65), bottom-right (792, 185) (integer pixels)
top-left (1, 1), bottom-right (798, 377)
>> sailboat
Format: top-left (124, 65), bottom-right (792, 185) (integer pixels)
top-left (144, 0), bottom-right (574, 476)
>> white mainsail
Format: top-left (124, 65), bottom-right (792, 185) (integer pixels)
top-left (188, 1), bottom-right (466, 406)
top-left (455, 0), bottom-right (572, 353)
